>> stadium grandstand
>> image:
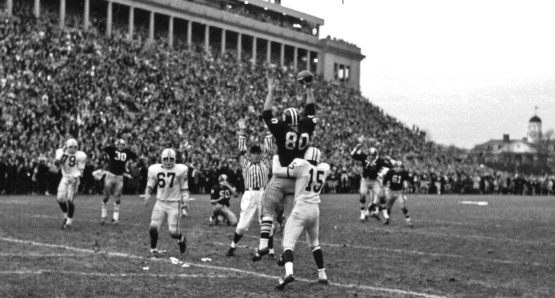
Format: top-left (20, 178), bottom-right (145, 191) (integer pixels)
top-left (0, 0), bottom-right (553, 196)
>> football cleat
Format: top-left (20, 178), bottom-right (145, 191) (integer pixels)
top-left (111, 219), bottom-right (118, 225)
top-left (226, 247), bottom-right (236, 257)
top-left (100, 218), bottom-right (106, 225)
top-left (370, 213), bottom-right (381, 221)
top-left (252, 247), bottom-right (269, 262)
top-left (178, 237), bottom-right (187, 254)
top-left (318, 279), bottom-right (329, 285)
top-left (61, 218), bottom-right (68, 229)
top-left (150, 249), bottom-right (166, 256)
top-left (383, 218), bottom-right (390, 225)
top-left (276, 274), bottom-right (295, 290)
top-left (268, 252), bottom-right (275, 259)
top-left (209, 216), bottom-right (214, 226)
top-left (406, 218), bottom-right (414, 227)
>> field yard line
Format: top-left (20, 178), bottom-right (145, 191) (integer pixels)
top-left (0, 270), bottom-right (229, 279)
top-left (239, 235), bottom-right (546, 267)
top-left (0, 236), bottom-right (445, 298)
top-left (0, 253), bottom-right (86, 258)
top-left (19, 213), bottom-right (554, 248)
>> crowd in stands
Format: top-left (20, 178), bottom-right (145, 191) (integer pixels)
top-left (1, 4), bottom-right (554, 197)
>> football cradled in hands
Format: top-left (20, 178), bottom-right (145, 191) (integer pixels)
top-left (297, 70), bottom-right (314, 86)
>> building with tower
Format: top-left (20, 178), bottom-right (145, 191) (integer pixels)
top-left (472, 113), bottom-right (554, 174)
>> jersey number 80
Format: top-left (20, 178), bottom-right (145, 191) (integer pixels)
top-left (285, 132), bottom-right (309, 151)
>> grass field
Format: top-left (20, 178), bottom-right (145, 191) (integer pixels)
top-left (1, 193), bottom-right (554, 298)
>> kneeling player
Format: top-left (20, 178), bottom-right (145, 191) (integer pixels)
top-left (382, 161), bottom-right (413, 227)
top-left (209, 174), bottom-right (239, 226)
top-left (143, 149), bottom-right (188, 255)
top-left (272, 147), bottom-right (330, 290)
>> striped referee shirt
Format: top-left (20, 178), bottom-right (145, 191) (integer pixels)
top-left (241, 156), bottom-right (269, 190)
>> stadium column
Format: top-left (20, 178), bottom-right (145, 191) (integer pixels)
top-left (306, 51), bottom-right (311, 71)
top-left (128, 6), bottom-right (134, 40)
top-left (187, 20), bottom-right (192, 51)
top-left (59, 0), bottom-right (66, 28)
top-left (149, 11), bottom-right (155, 42)
top-left (252, 37), bottom-right (257, 66)
top-left (106, 1), bottom-right (112, 37)
top-left (280, 43), bottom-right (285, 68)
top-left (34, 0), bottom-right (40, 18)
top-left (266, 40), bottom-right (271, 65)
top-left (221, 29), bottom-right (226, 56)
top-left (204, 25), bottom-right (210, 53)
top-left (168, 16), bottom-right (174, 48)
top-left (83, 0), bottom-right (90, 30)
top-left (293, 46), bottom-right (298, 72)
top-left (237, 33), bottom-right (242, 62)
top-left (7, 0), bottom-right (12, 16)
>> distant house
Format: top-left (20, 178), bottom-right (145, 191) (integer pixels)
top-left (472, 115), bottom-right (554, 174)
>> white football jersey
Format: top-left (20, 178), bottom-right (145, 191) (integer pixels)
top-left (273, 156), bottom-right (330, 204)
top-left (55, 149), bottom-right (87, 177)
top-left (147, 164), bottom-right (189, 202)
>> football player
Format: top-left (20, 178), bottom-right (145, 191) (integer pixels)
top-left (382, 161), bottom-right (414, 227)
top-left (253, 74), bottom-right (318, 262)
top-left (143, 149), bottom-right (188, 255)
top-left (101, 139), bottom-right (137, 224)
top-left (209, 174), bottom-right (239, 226)
top-left (351, 142), bottom-right (394, 222)
top-left (55, 138), bottom-right (87, 229)
top-left (271, 147), bottom-right (330, 290)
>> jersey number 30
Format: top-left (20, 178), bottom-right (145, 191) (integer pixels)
top-left (305, 169), bottom-right (324, 192)
top-left (285, 132), bottom-right (309, 151)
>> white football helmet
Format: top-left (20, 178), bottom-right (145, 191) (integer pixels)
top-left (115, 139), bottom-right (125, 150)
top-left (369, 147), bottom-right (378, 162)
top-left (304, 147), bottom-right (321, 164)
top-left (66, 138), bottom-right (78, 153)
top-left (161, 148), bottom-right (176, 168)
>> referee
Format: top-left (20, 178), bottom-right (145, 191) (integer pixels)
top-left (226, 132), bottom-right (271, 257)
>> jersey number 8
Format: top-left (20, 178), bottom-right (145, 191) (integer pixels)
top-left (285, 132), bottom-right (309, 151)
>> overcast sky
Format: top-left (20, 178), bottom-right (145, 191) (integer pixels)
top-left (282, 0), bottom-right (555, 149)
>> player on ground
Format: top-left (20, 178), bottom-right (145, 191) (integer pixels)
top-left (382, 161), bottom-right (414, 227)
top-left (271, 147), bottom-right (330, 290)
top-left (55, 138), bottom-right (87, 229)
top-left (253, 72), bottom-right (318, 262)
top-left (209, 174), bottom-right (239, 226)
top-left (226, 131), bottom-right (271, 257)
top-left (101, 139), bottom-right (137, 224)
top-left (351, 141), bottom-right (394, 223)
top-left (143, 149), bottom-right (188, 255)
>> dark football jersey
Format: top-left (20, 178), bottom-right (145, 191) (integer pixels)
top-left (210, 184), bottom-right (233, 207)
top-left (103, 146), bottom-right (138, 175)
top-left (263, 103), bottom-right (317, 167)
top-left (351, 153), bottom-right (393, 180)
top-left (383, 169), bottom-right (412, 191)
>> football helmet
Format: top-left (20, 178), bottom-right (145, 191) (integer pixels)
top-left (218, 174), bottom-right (228, 184)
top-left (115, 139), bottom-right (125, 150)
top-left (369, 147), bottom-right (378, 162)
top-left (304, 147), bottom-right (321, 164)
top-left (282, 108), bottom-right (299, 127)
top-left (161, 148), bottom-right (176, 168)
top-left (66, 138), bottom-right (78, 153)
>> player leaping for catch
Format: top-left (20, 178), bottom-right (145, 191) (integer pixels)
top-left (253, 71), bottom-right (318, 262)
top-left (272, 147), bottom-right (330, 290)
top-left (143, 149), bottom-right (188, 255)
top-left (351, 139), bottom-right (394, 223)
top-left (101, 139), bottom-right (137, 225)
top-left (55, 138), bottom-right (87, 229)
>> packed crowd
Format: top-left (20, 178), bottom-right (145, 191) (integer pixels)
top-left (1, 4), bottom-right (553, 196)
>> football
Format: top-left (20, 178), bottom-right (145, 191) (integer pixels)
top-left (297, 70), bottom-right (314, 85)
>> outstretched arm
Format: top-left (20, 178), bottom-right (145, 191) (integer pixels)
top-left (263, 76), bottom-right (277, 112)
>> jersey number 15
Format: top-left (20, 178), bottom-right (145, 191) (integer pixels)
top-left (306, 169), bottom-right (324, 192)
